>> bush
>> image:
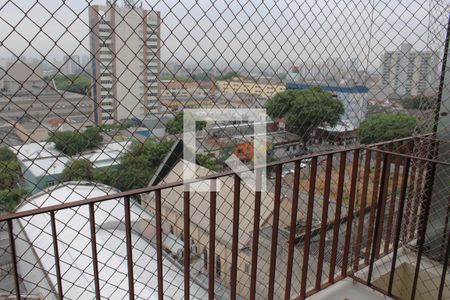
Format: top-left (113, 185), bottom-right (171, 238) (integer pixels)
top-left (358, 113), bottom-right (416, 144)
top-left (49, 127), bottom-right (103, 156)
top-left (62, 159), bottom-right (95, 182)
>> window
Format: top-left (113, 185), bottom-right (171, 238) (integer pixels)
top-left (170, 225), bottom-right (174, 234)
top-left (244, 263), bottom-right (250, 274)
top-left (45, 180), bottom-right (57, 188)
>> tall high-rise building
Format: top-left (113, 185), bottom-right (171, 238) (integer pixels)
top-left (89, 3), bottom-right (160, 125)
top-left (381, 42), bottom-right (440, 97)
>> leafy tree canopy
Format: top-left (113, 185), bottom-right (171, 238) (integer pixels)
top-left (48, 127), bottom-right (103, 156)
top-left (265, 87), bottom-right (345, 147)
top-left (0, 146), bottom-right (26, 212)
top-left (166, 111), bottom-right (207, 135)
top-left (113, 139), bottom-right (174, 191)
top-left (0, 188), bottom-right (27, 212)
top-left (62, 159), bottom-right (95, 182)
top-left (196, 154), bottom-right (220, 171)
top-left (358, 113), bottom-right (416, 144)
top-left (0, 146), bottom-right (17, 162)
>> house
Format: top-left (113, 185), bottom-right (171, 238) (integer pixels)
top-left (11, 141), bottom-right (131, 193)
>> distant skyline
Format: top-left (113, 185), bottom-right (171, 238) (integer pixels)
top-left (0, 0), bottom-right (448, 72)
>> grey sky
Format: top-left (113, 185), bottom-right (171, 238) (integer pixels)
top-left (0, 0), bottom-right (447, 70)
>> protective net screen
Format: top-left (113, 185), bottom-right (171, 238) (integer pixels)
top-left (0, 1), bottom-right (450, 299)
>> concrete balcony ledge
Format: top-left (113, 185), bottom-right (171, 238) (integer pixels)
top-left (308, 278), bottom-right (392, 300)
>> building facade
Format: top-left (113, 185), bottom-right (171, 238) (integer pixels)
top-left (381, 42), bottom-right (440, 97)
top-left (89, 4), bottom-right (161, 125)
top-left (216, 78), bottom-right (285, 98)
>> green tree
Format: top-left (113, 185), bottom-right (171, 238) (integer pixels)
top-left (83, 127), bottom-right (103, 149)
top-left (0, 146), bottom-right (17, 162)
top-left (266, 87), bottom-right (345, 149)
top-left (0, 188), bottom-right (27, 212)
top-left (0, 147), bottom-right (26, 212)
top-left (358, 113), bottom-right (417, 144)
top-left (62, 159), bottom-right (95, 181)
top-left (0, 160), bottom-right (21, 190)
top-left (196, 154), bottom-right (219, 171)
top-left (48, 128), bottom-right (103, 156)
top-left (113, 139), bottom-right (173, 190)
top-left (166, 111), bottom-right (207, 135)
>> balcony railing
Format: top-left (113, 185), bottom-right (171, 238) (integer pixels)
top-left (0, 135), bottom-right (448, 300)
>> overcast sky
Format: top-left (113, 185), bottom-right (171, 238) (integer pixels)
top-left (0, 0), bottom-right (448, 70)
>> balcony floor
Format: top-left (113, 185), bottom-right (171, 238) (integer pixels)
top-left (308, 278), bottom-right (391, 300)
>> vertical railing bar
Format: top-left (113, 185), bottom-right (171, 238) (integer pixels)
top-left (208, 180), bottom-right (217, 300)
top-left (284, 160), bottom-right (301, 300)
top-left (183, 189), bottom-right (190, 300)
top-left (89, 203), bottom-right (101, 300)
top-left (374, 150), bottom-right (391, 259)
top-left (387, 157), bottom-right (411, 296)
top-left (50, 211), bottom-right (63, 300)
top-left (230, 175), bottom-right (241, 300)
top-left (384, 142), bottom-right (402, 254)
top-left (328, 152), bottom-right (346, 283)
top-left (7, 219), bottom-right (20, 300)
top-left (124, 196), bottom-right (135, 300)
top-left (315, 154), bottom-right (332, 290)
top-left (300, 156), bottom-right (318, 299)
top-left (365, 152), bottom-right (382, 265)
top-left (155, 190), bottom-right (164, 300)
top-left (438, 225), bottom-right (450, 300)
top-left (250, 169), bottom-right (262, 300)
top-left (342, 149), bottom-right (360, 277)
top-left (353, 148), bottom-right (371, 271)
top-left (267, 164), bottom-right (282, 300)
top-left (367, 152), bottom-right (389, 286)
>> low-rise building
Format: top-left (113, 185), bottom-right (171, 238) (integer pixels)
top-left (11, 141), bottom-right (131, 193)
top-left (216, 77), bottom-right (285, 98)
top-left (160, 80), bottom-right (215, 98)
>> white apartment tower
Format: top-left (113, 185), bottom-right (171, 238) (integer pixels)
top-left (381, 43), bottom-right (440, 97)
top-left (89, 3), bottom-right (160, 125)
